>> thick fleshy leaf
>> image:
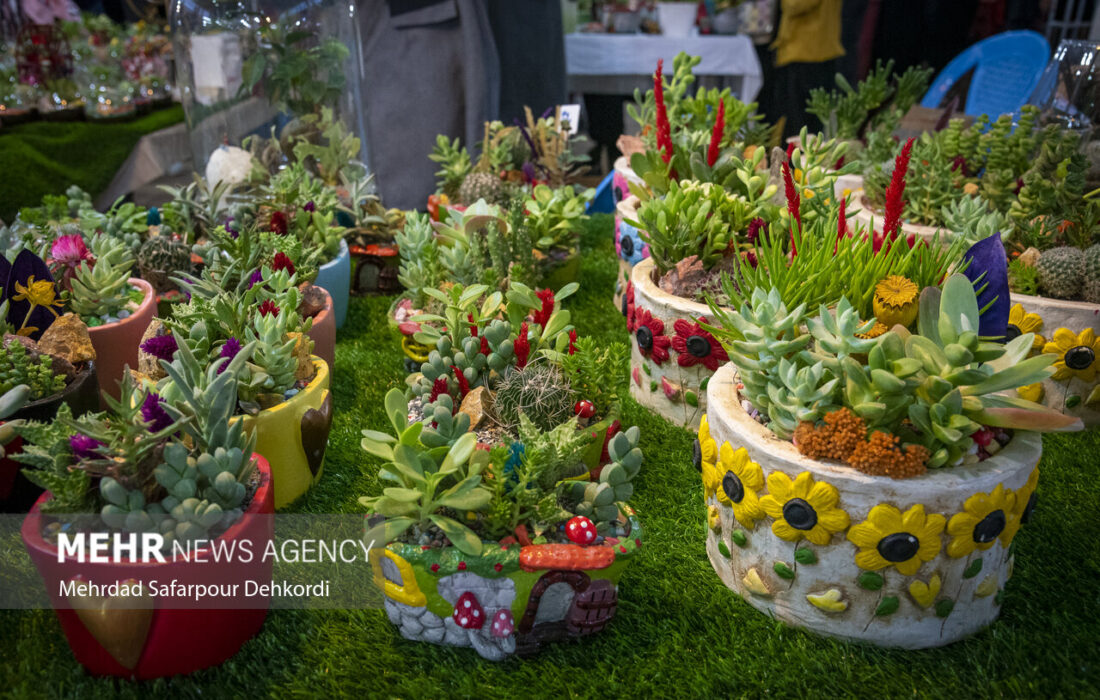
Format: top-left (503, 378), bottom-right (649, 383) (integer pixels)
top-left (5, 249), bottom-right (57, 339)
top-left (961, 235), bottom-right (1009, 339)
top-left (972, 406), bottom-right (1083, 431)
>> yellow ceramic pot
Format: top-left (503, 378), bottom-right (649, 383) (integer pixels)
top-left (233, 357), bottom-right (332, 508)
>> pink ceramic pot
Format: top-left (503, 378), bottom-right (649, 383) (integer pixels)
top-left (307, 286), bottom-right (336, 373)
top-left (87, 278), bottom-right (157, 402)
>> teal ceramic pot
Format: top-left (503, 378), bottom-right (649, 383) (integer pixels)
top-left (314, 240), bottom-right (351, 329)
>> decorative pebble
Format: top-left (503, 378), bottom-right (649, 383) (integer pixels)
top-left (117, 310), bottom-right (130, 319)
top-left (741, 400), bottom-right (754, 413)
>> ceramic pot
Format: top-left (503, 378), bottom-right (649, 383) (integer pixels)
top-left (87, 278), bottom-right (157, 402)
top-left (307, 287), bottom-right (336, 373)
top-left (1008, 292), bottom-right (1100, 427)
top-left (233, 358), bottom-right (331, 509)
top-left (0, 362), bottom-right (100, 511)
top-left (657, 2), bottom-right (698, 37)
top-left (314, 240), bottom-right (350, 329)
top-left (21, 454), bottom-right (273, 678)
top-left (613, 196), bottom-right (648, 310)
top-left (701, 364), bottom-right (1041, 648)
top-left (626, 258), bottom-right (728, 430)
top-left (850, 190), bottom-right (953, 245)
top-left (372, 509), bottom-right (642, 660)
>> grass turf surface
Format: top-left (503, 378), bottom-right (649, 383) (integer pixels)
top-left (0, 106), bottom-right (185, 223)
top-left (1, 213), bottom-right (1099, 698)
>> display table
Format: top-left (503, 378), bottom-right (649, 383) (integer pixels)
top-left (565, 32), bottom-right (763, 102)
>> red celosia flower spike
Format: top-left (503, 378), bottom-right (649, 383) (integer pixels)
top-left (706, 99), bottom-right (725, 168)
top-left (258, 299), bottom-right (279, 317)
top-left (781, 160), bottom-right (801, 255)
top-left (654, 59), bottom-right (673, 166)
top-left (429, 376), bottom-right (449, 404)
top-left (883, 137), bottom-right (915, 242)
top-left (450, 365), bottom-right (470, 399)
top-left (532, 289), bottom-right (555, 328)
top-left (835, 197), bottom-right (847, 254)
top-left (468, 313), bottom-right (478, 337)
top-left (568, 329), bottom-right (578, 356)
top-left (514, 322), bottom-right (530, 369)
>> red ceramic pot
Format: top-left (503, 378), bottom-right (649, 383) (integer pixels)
top-left (87, 278), bottom-right (157, 402)
top-left (307, 286), bottom-right (336, 373)
top-left (21, 454), bottom-right (273, 679)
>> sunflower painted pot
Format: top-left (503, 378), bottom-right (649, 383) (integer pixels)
top-left (626, 258), bottom-right (729, 430)
top-left (371, 509), bottom-right (641, 660)
top-left (314, 239), bottom-right (350, 329)
top-left (1007, 293), bottom-right (1100, 427)
top-left (21, 454), bottom-right (273, 679)
top-left (87, 278), bottom-right (157, 402)
top-left (700, 364), bottom-right (1041, 648)
top-left (613, 196), bottom-right (648, 311)
top-left (232, 358), bottom-right (331, 509)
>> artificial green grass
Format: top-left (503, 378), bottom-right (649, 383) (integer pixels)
top-left (0, 106), bottom-right (185, 223)
top-left (1, 213), bottom-right (1099, 698)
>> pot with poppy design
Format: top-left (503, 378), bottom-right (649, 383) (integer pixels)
top-left (1006, 293), bottom-right (1100, 427)
top-left (701, 363), bottom-right (1042, 648)
top-left (231, 358), bottom-right (331, 509)
top-left (626, 258), bottom-right (729, 430)
top-left (613, 196), bottom-right (648, 311)
top-left (313, 240), bottom-right (350, 329)
top-left (87, 278), bottom-right (157, 403)
top-left (20, 454), bottom-right (273, 678)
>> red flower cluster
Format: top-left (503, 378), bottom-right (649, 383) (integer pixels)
top-left (269, 210), bottom-right (289, 236)
top-left (671, 318), bottom-right (728, 371)
top-left (568, 329), bottom-right (578, 356)
top-left (450, 365), bottom-right (470, 398)
top-left (882, 137), bottom-right (915, 242)
top-left (271, 252), bottom-right (295, 275)
top-left (706, 99), bottom-right (725, 168)
top-left (514, 322), bottom-right (530, 369)
top-left (532, 289), bottom-right (555, 328)
top-left (782, 161), bottom-right (801, 256)
top-left (258, 299), bottom-right (279, 317)
top-left (654, 59), bottom-right (673, 166)
top-left (633, 309), bottom-right (671, 365)
top-left (468, 313), bottom-right (478, 337)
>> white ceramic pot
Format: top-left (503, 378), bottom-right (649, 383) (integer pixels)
top-left (1008, 292), bottom-right (1100, 426)
top-left (701, 363), bottom-right (1041, 648)
top-left (657, 2), bottom-right (698, 37)
top-left (627, 258), bottom-right (729, 430)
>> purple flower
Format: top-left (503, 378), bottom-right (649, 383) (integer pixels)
top-left (139, 334), bottom-right (178, 362)
top-left (141, 392), bottom-right (173, 432)
top-left (303, 201), bottom-right (316, 213)
top-left (69, 434), bottom-right (103, 460)
top-left (217, 337), bottom-right (242, 374)
top-left (248, 268), bottom-right (263, 289)
top-left (225, 216), bottom-right (239, 239)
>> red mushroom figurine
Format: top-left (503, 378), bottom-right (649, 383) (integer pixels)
top-left (453, 591), bottom-right (485, 630)
top-left (565, 515), bottom-right (597, 545)
top-left (574, 400), bottom-right (595, 419)
top-left (490, 609), bottom-right (515, 638)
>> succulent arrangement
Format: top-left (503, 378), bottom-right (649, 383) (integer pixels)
top-left (806, 60), bottom-right (933, 142)
top-left (0, 341), bottom-right (65, 400)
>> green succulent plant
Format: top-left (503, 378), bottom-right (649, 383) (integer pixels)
top-left (0, 341), bottom-right (65, 399)
top-left (69, 233), bottom-right (136, 319)
top-left (561, 426), bottom-right (643, 534)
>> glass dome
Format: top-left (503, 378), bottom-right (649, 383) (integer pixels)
top-left (168, 0), bottom-right (367, 171)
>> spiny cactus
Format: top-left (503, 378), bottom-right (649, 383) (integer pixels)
top-left (1083, 244), bottom-right (1100, 304)
top-left (457, 173), bottom-right (506, 207)
top-left (1036, 246), bottom-right (1084, 299)
top-left (493, 363), bottom-right (576, 432)
top-left (137, 235), bottom-right (192, 293)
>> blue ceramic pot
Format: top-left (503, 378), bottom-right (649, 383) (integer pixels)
top-left (314, 239), bottom-right (351, 328)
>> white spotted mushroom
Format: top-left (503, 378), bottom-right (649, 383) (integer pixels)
top-left (452, 592), bottom-right (484, 630)
top-left (490, 609), bottom-right (515, 638)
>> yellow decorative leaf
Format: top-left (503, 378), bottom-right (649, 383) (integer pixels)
top-left (908, 574), bottom-right (942, 608)
top-left (742, 567), bottom-right (771, 596)
top-left (975, 574), bottom-right (998, 598)
top-left (806, 588), bottom-right (847, 613)
top-left (1017, 383), bottom-right (1044, 403)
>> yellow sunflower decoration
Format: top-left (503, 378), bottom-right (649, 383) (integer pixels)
top-left (697, 415), bottom-right (720, 500)
top-left (1001, 467), bottom-right (1039, 545)
top-left (760, 471), bottom-right (850, 545)
top-left (1043, 328), bottom-right (1100, 382)
top-left (873, 276), bottom-right (920, 329)
top-left (847, 504), bottom-right (946, 575)
top-left (1006, 304), bottom-right (1044, 352)
top-left (715, 443), bottom-right (765, 529)
top-left (946, 483), bottom-right (1016, 558)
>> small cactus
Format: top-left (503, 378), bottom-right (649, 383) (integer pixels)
top-left (493, 363), bottom-right (576, 432)
top-left (457, 172), bottom-right (506, 207)
top-left (1036, 246), bottom-right (1084, 300)
top-left (1083, 244), bottom-right (1100, 304)
top-left (137, 235), bottom-right (192, 293)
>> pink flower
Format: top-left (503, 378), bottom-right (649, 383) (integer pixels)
top-left (51, 234), bottom-right (91, 267)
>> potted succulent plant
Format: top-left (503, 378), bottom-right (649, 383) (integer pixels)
top-left (152, 267), bottom-right (332, 509)
top-left (698, 272), bottom-right (1079, 648)
top-left (17, 342), bottom-right (273, 679)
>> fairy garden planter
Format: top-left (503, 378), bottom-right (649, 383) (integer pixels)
top-left (13, 340), bottom-right (272, 678)
top-left (695, 274), bottom-right (1080, 647)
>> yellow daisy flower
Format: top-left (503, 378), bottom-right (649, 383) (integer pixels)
top-left (760, 471), bottom-right (850, 545)
top-left (1001, 467), bottom-right (1039, 546)
top-left (1043, 327), bottom-right (1100, 382)
top-left (1006, 304), bottom-right (1044, 352)
top-left (847, 504), bottom-right (946, 576)
top-left (946, 483), bottom-right (1016, 558)
top-left (715, 443), bottom-right (765, 529)
top-left (697, 415), bottom-right (720, 500)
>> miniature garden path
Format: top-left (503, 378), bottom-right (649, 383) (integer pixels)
top-left (1, 214), bottom-right (1099, 697)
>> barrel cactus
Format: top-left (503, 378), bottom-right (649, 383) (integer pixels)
top-left (457, 171), bottom-right (506, 207)
top-left (493, 363), bottom-right (576, 431)
top-left (137, 235), bottom-right (192, 293)
top-left (1083, 244), bottom-right (1100, 304)
top-left (1036, 246), bottom-right (1084, 300)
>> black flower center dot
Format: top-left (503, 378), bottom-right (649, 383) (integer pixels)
top-left (620, 234), bottom-right (635, 257)
top-left (783, 498), bottom-right (818, 530)
top-left (636, 326), bottom-right (654, 351)
top-left (1004, 324), bottom-right (1022, 342)
top-left (692, 439), bottom-right (702, 472)
top-left (1021, 491), bottom-right (1037, 524)
top-left (1065, 345), bottom-right (1095, 371)
top-left (621, 294), bottom-right (629, 318)
top-left (876, 532), bottom-right (921, 563)
top-left (686, 335), bottom-right (712, 358)
top-left (721, 471), bottom-right (744, 503)
top-left (972, 509), bottom-right (1006, 543)
top-left (613, 185), bottom-right (623, 202)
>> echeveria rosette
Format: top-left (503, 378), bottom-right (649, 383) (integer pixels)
top-left (961, 234), bottom-right (1009, 340)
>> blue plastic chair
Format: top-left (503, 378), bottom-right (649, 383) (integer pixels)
top-left (921, 30), bottom-right (1050, 117)
top-left (588, 171), bottom-right (616, 214)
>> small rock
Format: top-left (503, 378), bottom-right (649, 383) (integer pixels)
top-left (1, 333), bottom-right (75, 379)
top-left (117, 310), bottom-right (130, 319)
top-left (458, 386), bottom-right (492, 429)
top-left (138, 319), bottom-right (169, 380)
top-left (288, 332), bottom-right (315, 382)
top-left (1018, 247), bottom-right (1040, 268)
top-left (298, 283), bottom-right (328, 320)
top-left (36, 313), bottom-right (96, 364)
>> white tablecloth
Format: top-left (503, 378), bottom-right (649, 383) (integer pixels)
top-left (565, 33), bottom-right (763, 102)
